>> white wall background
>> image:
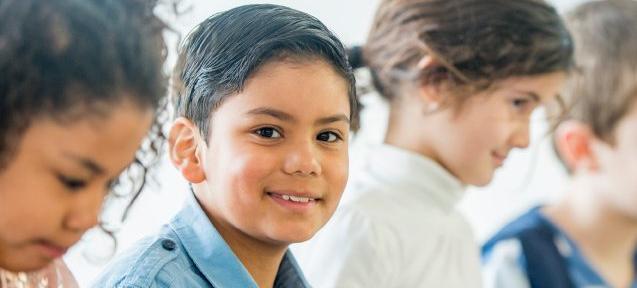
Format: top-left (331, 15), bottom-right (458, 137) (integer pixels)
top-left (65, 0), bottom-right (587, 286)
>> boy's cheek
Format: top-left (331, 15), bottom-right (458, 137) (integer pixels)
top-left (323, 158), bottom-right (349, 208)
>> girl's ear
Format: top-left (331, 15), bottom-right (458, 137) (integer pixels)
top-left (416, 55), bottom-right (444, 112)
top-left (554, 120), bottom-right (599, 172)
top-left (168, 117), bottom-right (206, 183)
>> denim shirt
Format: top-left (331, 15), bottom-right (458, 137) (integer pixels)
top-left (91, 192), bottom-right (311, 288)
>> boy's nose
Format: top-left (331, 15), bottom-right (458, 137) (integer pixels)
top-left (283, 141), bottom-right (322, 176)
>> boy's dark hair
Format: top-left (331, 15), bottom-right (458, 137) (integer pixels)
top-left (0, 0), bottom-right (169, 218)
top-left (356, 0), bottom-right (573, 107)
top-left (172, 4), bottom-right (358, 137)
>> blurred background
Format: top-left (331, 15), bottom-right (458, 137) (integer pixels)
top-left (65, 0), bottom-right (589, 286)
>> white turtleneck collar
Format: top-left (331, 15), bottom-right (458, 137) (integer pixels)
top-left (347, 143), bottom-right (466, 211)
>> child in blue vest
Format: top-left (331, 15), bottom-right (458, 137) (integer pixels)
top-left (92, 4), bottom-right (357, 288)
top-left (482, 1), bottom-right (637, 287)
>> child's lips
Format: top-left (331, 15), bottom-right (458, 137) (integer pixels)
top-left (266, 189), bottom-right (321, 200)
top-left (267, 191), bottom-right (321, 213)
top-left (267, 190), bottom-right (322, 201)
top-left (492, 152), bottom-right (507, 166)
top-left (37, 240), bottom-right (71, 259)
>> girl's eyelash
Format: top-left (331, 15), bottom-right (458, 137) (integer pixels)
top-left (511, 97), bottom-right (538, 114)
top-left (512, 98), bottom-right (530, 106)
top-left (57, 174), bottom-right (87, 191)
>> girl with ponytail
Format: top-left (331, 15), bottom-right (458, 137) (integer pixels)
top-left (296, 0), bottom-right (573, 287)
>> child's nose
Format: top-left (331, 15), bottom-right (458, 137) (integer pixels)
top-left (63, 186), bottom-right (103, 233)
top-left (510, 121), bottom-right (531, 149)
top-left (283, 140), bottom-right (322, 176)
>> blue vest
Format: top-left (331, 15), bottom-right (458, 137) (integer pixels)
top-left (482, 210), bottom-right (575, 288)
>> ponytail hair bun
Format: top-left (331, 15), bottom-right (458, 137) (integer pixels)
top-left (347, 45), bottom-right (365, 69)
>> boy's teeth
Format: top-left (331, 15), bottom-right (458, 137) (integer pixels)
top-left (278, 194), bottom-right (312, 203)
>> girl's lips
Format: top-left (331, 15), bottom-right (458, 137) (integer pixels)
top-left (37, 241), bottom-right (69, 259)
top-left (492, 152), bottom-right (507, 166)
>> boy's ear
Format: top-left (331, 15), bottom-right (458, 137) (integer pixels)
top-left (416, 55), bottom-right (444, 111)
top-left (554, 120), bottom-right (599, 172)
top-left (168, 117), bottom-right (206, 183)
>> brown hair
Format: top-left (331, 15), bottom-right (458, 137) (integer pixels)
top-left (552, 0), bottom-right (637, 144)
top-left (359, 0), bottom-right (573, 107)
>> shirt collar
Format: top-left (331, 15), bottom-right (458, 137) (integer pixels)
top-left (354, 143), bottom-right (466, 210)
top-left (169, 192), bottom-right (310, 288)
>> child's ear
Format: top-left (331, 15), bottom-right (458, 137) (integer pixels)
top-left (416, 55), bottom-right (444, 112)
top-left (554, 120), bottom-right (599, 171)
top-left (168, 117), bottom-right (206, 183)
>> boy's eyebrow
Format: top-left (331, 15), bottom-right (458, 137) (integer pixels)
top-left (64, 153), bottom-right (105, 175)
top-left (246, 107), bottom-right (350, 125)
top-left (247, 107), bottom-right (295, 122)
top-left (316, 114), bottom-right (350, 125)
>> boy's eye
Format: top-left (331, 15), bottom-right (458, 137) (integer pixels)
top-left (57, 175), bottom-right (87, 191)
top-left (317, 131), bottom-right (341, 142)
top-left (255, 127), bottom-right (282, 139)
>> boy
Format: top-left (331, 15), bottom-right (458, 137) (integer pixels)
top-left (92, 4), bottom-right (357, 288)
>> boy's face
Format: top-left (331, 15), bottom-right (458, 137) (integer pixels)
top-left (591, 104), bottom-right (637, 219)
top-left (0, 102), bottom-right (153, 272)
top-left (193, 60), bottom-right (350, 246)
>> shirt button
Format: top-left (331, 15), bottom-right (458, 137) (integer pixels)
top-left (162, 239), bottom-right (176, 251)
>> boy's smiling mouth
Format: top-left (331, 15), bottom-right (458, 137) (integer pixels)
top-left (266, 191), bottom-right (322, 212)
top-left (269, 193), bottom-right (317, 203)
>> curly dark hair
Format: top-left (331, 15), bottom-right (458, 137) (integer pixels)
top-left (0, 0), bottom-right (169, 223)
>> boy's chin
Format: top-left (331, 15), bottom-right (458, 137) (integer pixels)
top-left (610, 198), bottom-right (637, 222)
top-left (265, 228), bottom-right (318, 246)
top-left (280, 233), bottom-right (316, 245)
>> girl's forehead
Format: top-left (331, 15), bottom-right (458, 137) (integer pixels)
top-left (22, 105), bottom-right (151, 166)
top-left (492, 73), bottom-right (565, 97)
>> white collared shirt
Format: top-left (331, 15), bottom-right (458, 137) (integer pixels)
top-left (293, 144), bottom-right (483, 288)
